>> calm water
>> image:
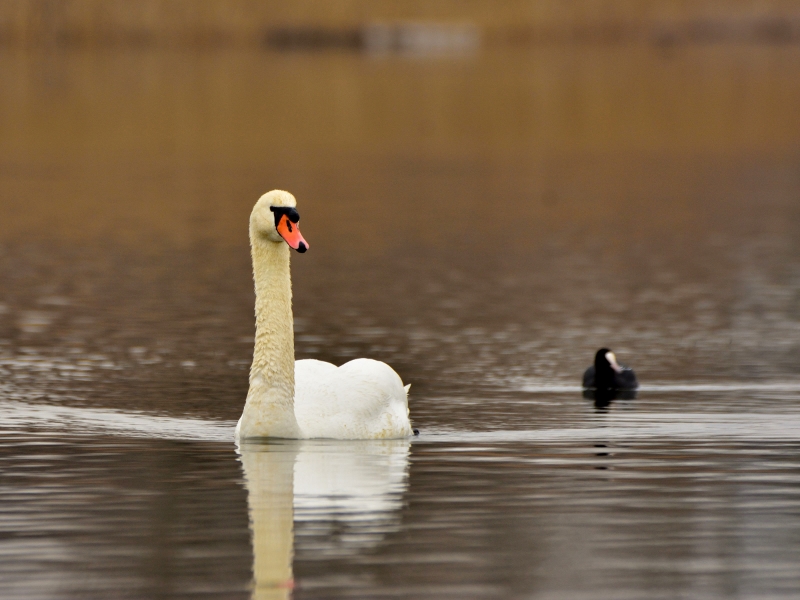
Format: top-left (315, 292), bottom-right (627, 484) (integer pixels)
top-left (2, 42), bottom-right (800, 599)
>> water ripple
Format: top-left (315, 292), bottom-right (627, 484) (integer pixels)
top-left (0, 400), bottom-right (236, 442)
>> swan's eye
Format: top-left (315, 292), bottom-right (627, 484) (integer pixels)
top-left (270, 206), bottom-right (301, 227)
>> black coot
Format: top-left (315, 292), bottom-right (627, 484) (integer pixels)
top-left (582, 348), bottom-right (638, 390)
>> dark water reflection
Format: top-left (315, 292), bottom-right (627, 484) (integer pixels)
top-left (2, 43), bottom-right (800, 598)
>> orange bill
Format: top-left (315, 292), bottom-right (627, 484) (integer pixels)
top-left (277, 214), bottom-right (309, 253)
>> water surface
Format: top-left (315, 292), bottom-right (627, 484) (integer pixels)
top-left (2, 42), bottom-right (800, 598)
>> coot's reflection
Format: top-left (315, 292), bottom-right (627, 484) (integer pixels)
top-left (582, 388), bottom-right (638, 410)
top-left (237, 439), bottom-right (411, 600)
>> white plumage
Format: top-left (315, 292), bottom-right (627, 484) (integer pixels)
top-left (236, 190), bottom-right (414, 440)
top-left (294, 358), bottom-right (412, 439)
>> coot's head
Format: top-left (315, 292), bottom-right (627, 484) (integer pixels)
top-left (594, 348), bottom-right (624, 391)
top-left (594, 348), bottom-right (623, 374)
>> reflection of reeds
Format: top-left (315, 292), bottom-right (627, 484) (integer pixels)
top-left (2, 1), bottom-right (799, 49)
top-left (265, 22), bottom-right (480, 57)
top-left (495, 18), bottom-right (800, 47)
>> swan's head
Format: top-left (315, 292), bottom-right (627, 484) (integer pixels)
top-left (595, 347), bottom-right (623, 374)
top-left (250, 190), bottom-right (309, 253)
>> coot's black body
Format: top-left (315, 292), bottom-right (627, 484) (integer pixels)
top-left (582, 348), bottom-right (638, 391)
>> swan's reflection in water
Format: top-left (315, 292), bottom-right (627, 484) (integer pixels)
top-left (238, 439), bottom-right (411, 600)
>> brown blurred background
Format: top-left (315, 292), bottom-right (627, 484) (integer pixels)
top-left (2, 0), bottom-right (799, 251)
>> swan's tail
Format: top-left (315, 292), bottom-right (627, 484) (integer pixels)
top-left (404, 384), bottom-right (419, 435)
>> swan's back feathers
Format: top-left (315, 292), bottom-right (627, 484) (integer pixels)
top-left (294, 358), bottom-right (413, 439)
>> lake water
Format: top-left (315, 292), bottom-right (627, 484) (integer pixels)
top-left (2, 42), bottom-right (800, 599)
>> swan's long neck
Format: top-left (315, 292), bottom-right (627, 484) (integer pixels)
top-left (239, 235), bottom-right (301, 439)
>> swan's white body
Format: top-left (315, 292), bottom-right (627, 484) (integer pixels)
top-left (235, 190), bottom-right (413, 440)
top-left (294, 358), bottom-right (412, 439)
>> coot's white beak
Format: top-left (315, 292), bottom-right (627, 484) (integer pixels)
top-left (605, 351), bottom-right (623, 374)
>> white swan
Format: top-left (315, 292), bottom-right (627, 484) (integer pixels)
top-left (236, 190), bottom-right (414, 440)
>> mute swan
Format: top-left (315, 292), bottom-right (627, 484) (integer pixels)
top-left (236, 190), bottom-right (414, 440)
top-left (582, 348), bottom-right (638, 391)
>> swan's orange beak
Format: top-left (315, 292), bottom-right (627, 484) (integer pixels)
top-left (277, 214), bottom-right (309, 253)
